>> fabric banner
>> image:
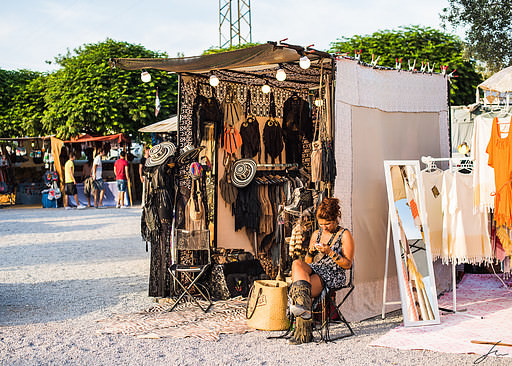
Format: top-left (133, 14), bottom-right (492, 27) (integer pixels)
top-left (335, 58), bottom-right (448, 113)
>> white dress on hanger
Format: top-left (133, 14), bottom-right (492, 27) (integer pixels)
top-left (471, 115), bottom-right (495, 212)
top-left (441, 170), bottom-right (492, 264)
top-left (420, 169), bottom-right (444, 259)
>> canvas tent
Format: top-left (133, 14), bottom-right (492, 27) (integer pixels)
top-left (138, 115), bottom-right (178, 133)
top-left (334, 58), bottom-right (450, 321)
top-left (113, 44), bottom-right (450, 322)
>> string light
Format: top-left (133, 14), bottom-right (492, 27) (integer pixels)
top-left (276, 67), bottom-right (286, 81)
top-left (209, 74), bottom-right (220, 87)
top-left (141, 71), bottom-right (151, 83)
top-left (261, 83), bottom-right (271, 94)
top-left (299, 55), bottom-right (311, 69)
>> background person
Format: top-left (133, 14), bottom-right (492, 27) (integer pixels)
top-left (91, 148), bottom-right (106, 208)
top-left (114, 150), bottom-right (130, 208)
top-left (82, 149), bottom-right (94, 207)
top-left (288, 197), bottom-right (355, 344)
top-left (64, 151), bottom-right (85, 210)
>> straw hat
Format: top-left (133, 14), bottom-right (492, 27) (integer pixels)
top-left (145, 142), bottom-right (176, 167)
top-left (177, 145), bottom-right (204, 166)
top-left (231, 158), bottom-right (257, 188)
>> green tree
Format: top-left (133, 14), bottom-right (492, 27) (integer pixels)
top-left (41, 39), bottom-right (178, 139)
top-left (330, 26), bottom-right (482, 105)
top-left (441, 0), bottom-right (512, 73)
top-left (0, 69), bottom-right (43, 137)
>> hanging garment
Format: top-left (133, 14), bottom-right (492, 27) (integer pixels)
top-left (441, 170), bottom-right (492, 264)
top-left (185, 180), bottom-right (206, 231)
top-left (222, 125), bottom-right (243, 156)
top-left (420, 169), bottom-right (444, 258)
top-left (282, 95), bottom-right (313, 142)
top-left (310, 141), bottom-right (322, 183)
top-left (192, 94), bottom-right (223, 147)
top-left (262, 118), bottom-right (284, 163)
top-left (240, 116), bottom-right (261, 159)
top-left (284, 130), bottom-right (302, 165)
top-left (222, 90), bottom-right (243, 127)
top-left (486, 116), bottom-right (512, 226)
top-left (472, 115), bottom-right (496, 212)
top-left (321, 140), bottom-right (336, 183)
top-left (234, 183), bottom-right (260, 232)
top-left (141, 163), bottom-right (175, 298)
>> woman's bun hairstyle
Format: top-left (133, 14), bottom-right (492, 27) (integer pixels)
top-left (316, 197), bottom-right (341, 221)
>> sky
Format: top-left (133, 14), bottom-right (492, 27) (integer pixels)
top-left (0, 0), bottom-right (454, 72)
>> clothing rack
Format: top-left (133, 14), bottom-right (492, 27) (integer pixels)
top-left (419, 156), bottom-right (479, 318)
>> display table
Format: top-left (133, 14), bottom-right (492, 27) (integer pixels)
top-left (69, 181), bottom-right (129, 207)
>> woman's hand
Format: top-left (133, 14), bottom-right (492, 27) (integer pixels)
top-left (314, 242), bottom-right (331, 254)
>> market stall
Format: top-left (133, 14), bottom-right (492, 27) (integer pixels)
top-left (112, 42), bottom-right (452, 323)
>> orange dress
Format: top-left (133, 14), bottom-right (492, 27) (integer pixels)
top-left (486, 116), bottom-right (512, 226)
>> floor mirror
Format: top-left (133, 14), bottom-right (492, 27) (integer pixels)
top-left (383, 160), bottom-right (440, 326)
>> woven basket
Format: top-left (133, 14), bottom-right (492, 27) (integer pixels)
top-left (246, 280), bottom-right (289, 331)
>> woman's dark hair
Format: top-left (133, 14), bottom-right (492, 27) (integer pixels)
top-left (316, 197), bottom-right (341, 221)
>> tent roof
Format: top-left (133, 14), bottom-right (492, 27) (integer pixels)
top-left (478, 65), bottom-right (512, 93)
top-left (65, 133), bottom-right (130, 144)
top-left (138, 115), bottom-right (178, 133)
top-left (111, 42), bottom-right (332, 74)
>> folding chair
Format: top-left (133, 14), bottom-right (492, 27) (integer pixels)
top-left (312, 266), bottom-right (355, 341)
top-left (168, 229), bottom-right (212, 313)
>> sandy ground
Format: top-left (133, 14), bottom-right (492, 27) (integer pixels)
top-left (0, 207), bottom-right (509, 365)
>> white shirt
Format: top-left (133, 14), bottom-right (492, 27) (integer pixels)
top-left (93, 155), bottom-right (103, 180)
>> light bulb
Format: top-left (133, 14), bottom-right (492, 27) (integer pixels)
top-left (209, 75), bottom-right (219, 87)
top-left (314, 99), bottom-right (323, 107)
top-left (141, 71), bottom-right (151, 83)
top-left (276, 68), bottom-right (286, 81)
top-left (261, 84), bottom-right (271, 94)
top-left (299, 55), bottom-right (311, 69)
top-left (457, 142), bottom-right (470, 155)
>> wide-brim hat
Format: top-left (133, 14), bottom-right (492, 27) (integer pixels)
top-left (232, 158), bottom-right (257, 188)
top-left (177, 145), bottom-right (204, 166)
top-left (145, 142), bottom-right (176, 167)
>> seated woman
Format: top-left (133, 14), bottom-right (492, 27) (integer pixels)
top-left (288, 197), bottom-right (355, 344)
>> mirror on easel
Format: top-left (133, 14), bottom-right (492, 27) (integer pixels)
top-left (383, 160), bottom-right (440, 327)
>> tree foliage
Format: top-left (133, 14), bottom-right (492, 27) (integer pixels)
top-left (0, 69), bottom-right (42, 137)
top-left (441, 0), bottom-right (512, 73)
top-left (329, 26), bottom-right (482, 105)
top-left (0, 39), bottom-right (178, 139)
top-left (202, 42), bottom-right (262, 55)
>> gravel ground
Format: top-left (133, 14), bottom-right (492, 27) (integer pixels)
top-left (0, 207), bottom-right (508, 365)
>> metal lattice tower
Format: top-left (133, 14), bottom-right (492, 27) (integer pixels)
top-left (219, 0), bottom-right (252, 48)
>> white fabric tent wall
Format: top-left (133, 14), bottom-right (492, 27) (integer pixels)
top-left (334, 58), bottom-right (450, 321)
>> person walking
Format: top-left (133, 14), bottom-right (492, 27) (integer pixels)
top-left (82, 149), bottom-right (94, 207)
top-left (91, 148), bottom-right (106, 208)
top-left (64, 151), bottom-right (85, 210)
top-left (114, 150), bottom-right (130, 208)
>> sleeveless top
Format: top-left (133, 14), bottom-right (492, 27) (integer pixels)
top-left (309, 227), bottom-right (347, 289)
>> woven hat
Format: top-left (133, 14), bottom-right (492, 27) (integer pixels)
top-left (145, 142), bottom-right (176, 167)
top-left (177, 145), bottom-right (204, 166)
top-left (231, 158), bottom-right (257, 188)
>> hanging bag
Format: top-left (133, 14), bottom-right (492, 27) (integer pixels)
top-left (219, 153), bottom-right (238, 205)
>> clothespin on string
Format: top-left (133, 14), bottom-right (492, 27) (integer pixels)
top-left (447, 69), bottom-right (458, 79)
top-left (408, 59), bottom-right (416, 72)
top-left (440, 65), bottom-right (448, 76)
top-left (276, 38), bottom-right (288, 46)
top-left (427, 62), bottom-right (435, 74)
top-left (354, 49), bottom-right (362, 61)
top-left (395, 58), bottom-right (402, 71)
top-left (420, 61), bottom-right (427, 73)
top-left (371, 54), bottom-right (380, 67)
